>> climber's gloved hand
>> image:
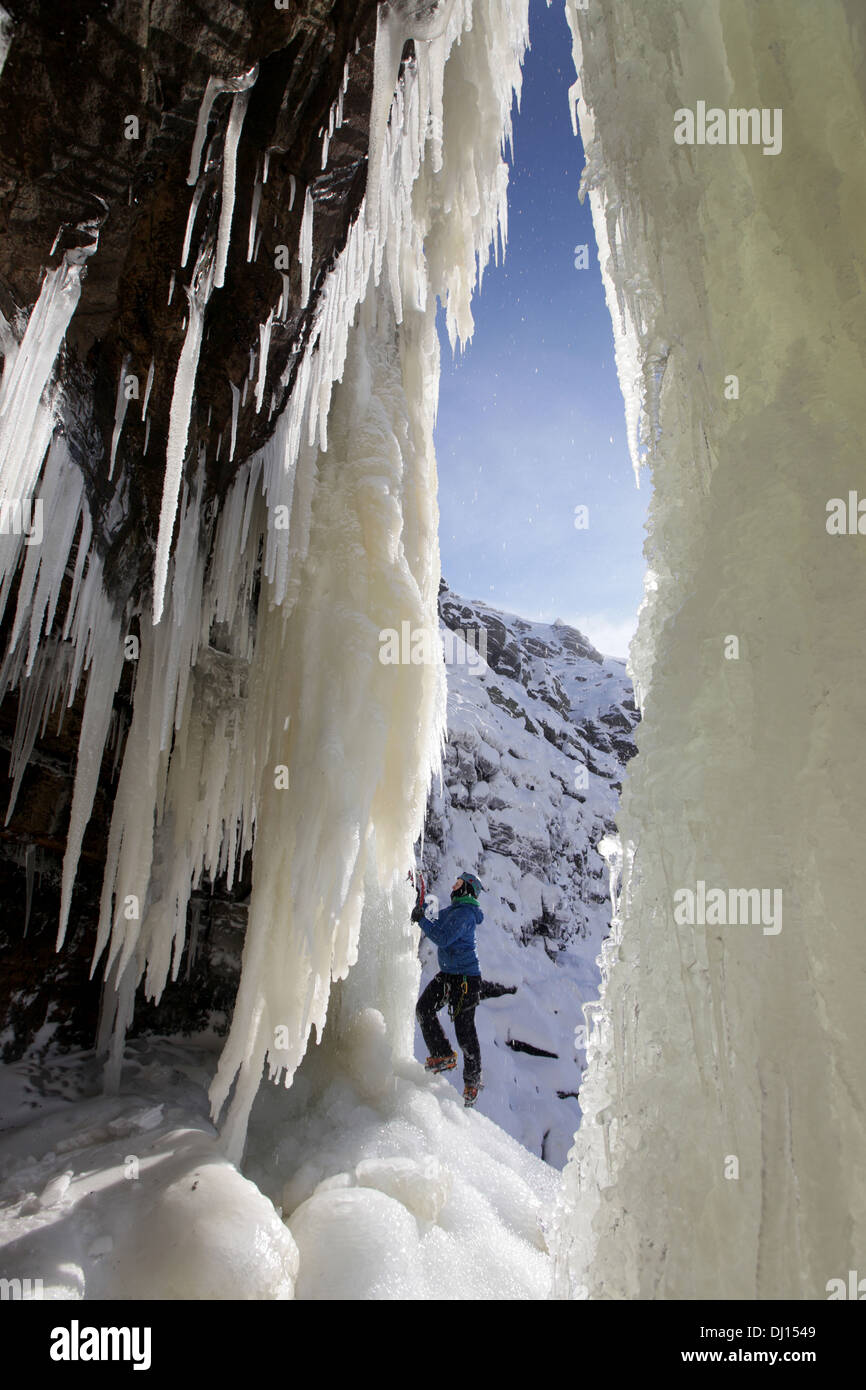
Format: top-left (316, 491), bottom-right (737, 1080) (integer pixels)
top-left (410, 901), bottom-right (425, 923)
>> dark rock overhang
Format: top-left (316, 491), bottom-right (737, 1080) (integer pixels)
top-left (0, 0), bottom-right (380, 608)
top-left (0, 0), bottom-right (384, 1054)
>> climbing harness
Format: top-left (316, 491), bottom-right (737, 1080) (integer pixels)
top-left (447, 975), bottom-right (470, 1021)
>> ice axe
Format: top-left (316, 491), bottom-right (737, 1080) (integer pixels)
top-left (407, 866), bottom-right (426, 916)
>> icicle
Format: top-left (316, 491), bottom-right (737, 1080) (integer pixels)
top-left (299, 188), bottom-right (313, 308)
top-left (187, 79), bottom-right (222, 186)
top-left (141, 358), bottom-right (155, 422)
top-left (366, 3), bottom-right (410, 227)
top-left (247, 160), bottom-right (263, 262)
top-left (181, 179), bottom-right (205, 269)
top-left (186, 66), bottom-right (258, 187)
top-left (0, 8), bottom-right (13, 82)
top-left (568, 78), bottom-right (580, 138)
top-left (321, 130), bottom-right (330, 169)
top-left (288, 173), bottom-right (296, 211)
top-left (255, 312), bottom-right (273, 413)
top-left (57, 586), bottom-right (125, 948)
top-left (108, 354), bottom-right (130, 480)
top-left (3, 433), bottom-right (87, 679)
top-left (229, 380), bottom-right (240, 461)
top-left (263, 149), bottom-right (270, 185)
top-left (167, 271), bottom-right (176, 305)
top-left (152, 249), bottom-right (213, 625)
top-left (144, 416), bottom-right (151, 455)
top-left (214, 78), bottom-right (257, 290)
top-left (0, 253), bottom-right (93, 507)
top-left (279, 273), bottom-right (290, 321)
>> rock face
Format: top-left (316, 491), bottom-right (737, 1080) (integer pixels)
top-left (0, 0), bottom-right (378, 604)
top-left (0, 0), bottom-right (380, 1054)
top-left (415, 583), bottom-right (639, 1166)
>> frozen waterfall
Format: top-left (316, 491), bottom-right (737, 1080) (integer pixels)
top-left (0, 0), bottom-right (862, 1305)
top-left (551, 0), bottom-right (866, 1300)
top-left (0, 0), bottom-right (530, 1165)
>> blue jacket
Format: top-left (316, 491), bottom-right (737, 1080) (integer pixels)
top-left (418, 899), bottom-right (482, 976)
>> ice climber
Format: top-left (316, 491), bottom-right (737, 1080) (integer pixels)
top-left (412, 871), bottom-right (485, 1108)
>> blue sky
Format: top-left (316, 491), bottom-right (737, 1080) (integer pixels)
top-left (434, 0), bottom-right (650, 658)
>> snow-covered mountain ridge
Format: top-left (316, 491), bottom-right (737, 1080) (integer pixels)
top-left (415, 583), bottom-right (639, 1167)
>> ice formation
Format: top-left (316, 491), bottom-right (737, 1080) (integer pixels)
top-left (0, 1045), bottom-right (301, 1299)
top-left (0, 7), bottom-right (12, 82)
top-left (3, 0), bottom-right (855, 1303)
top-left (247, 161), bottom-right (263, 263)
top-left (141, 358), bottom-right (154, 422)
top-left (214, 78), bottom-right (256, 290)
top-left (152, 252), bottom-right (212, 625)
top-left (108, 354), bottom-right (130, 479)
top-left (550, 0), bottom-right (866, 1299)
top-left (0, 256), bottom-right (90, 511)
top-left (0, 0), bottom-right (532, 1175)
top-left (298, 187), bottom-right (313, 309)
top-left (0, 1034), bottom-right (555, 1299)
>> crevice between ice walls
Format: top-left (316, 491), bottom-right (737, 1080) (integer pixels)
top-left (0, 0), bottom-right (530, 1167)
top-left (553, 0), bottom-right (866, 1299)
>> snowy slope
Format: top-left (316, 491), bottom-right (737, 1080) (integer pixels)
top-left (414, 584), bottom-right (638, 1167)
top-left (0, 1032), bottom-right (557, 1300)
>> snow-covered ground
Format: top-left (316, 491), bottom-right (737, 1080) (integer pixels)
top-left (0, 1033), bottom-right (556, 1299)
top-left (415, 587), bottom-right (637, 1167)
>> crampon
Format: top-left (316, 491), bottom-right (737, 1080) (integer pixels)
top-left (425, 1053), bottom-right (457, 1073)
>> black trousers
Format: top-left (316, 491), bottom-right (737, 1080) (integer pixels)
top-left (416, 972), bottom-right (482, 1086)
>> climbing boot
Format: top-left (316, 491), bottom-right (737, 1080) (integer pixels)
top-left (463, 1083), bottom-right (480, 1107)
top-left (425, 1053), bottom-right (457, 1073)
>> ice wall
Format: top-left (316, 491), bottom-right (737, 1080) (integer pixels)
top-left (553, 0), bottom-right (866, 1298)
